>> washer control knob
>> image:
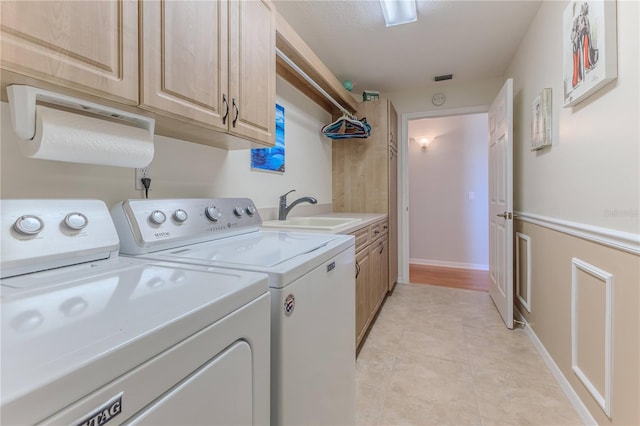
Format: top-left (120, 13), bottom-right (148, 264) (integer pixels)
top-left (149, 210), bottom-right (166, 225)
top-left (233, 206), bottom-right (244, 217)
top-left (245, 205), bottom-right (257, 216)
top-left (64, 212), bottom-right (88, 231)
top-left (173, 209), bottom-right (188, 223)
top-left (13, 215), bottom-right (44, 235)
top-left (205, 206), bottom-right (222, 222)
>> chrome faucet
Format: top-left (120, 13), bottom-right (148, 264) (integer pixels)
top-left (279, 190), bottom-right (317, 220)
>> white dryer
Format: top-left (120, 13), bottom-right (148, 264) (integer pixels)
top-left (112, 198), bottom-right (356, 426)
top-left (1, 199), bottom-right (270, 425)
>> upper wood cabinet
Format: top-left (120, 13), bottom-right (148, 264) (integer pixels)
top-left (388, 101), bottom-right (398, 149)
top-left (0, 0), bottom-right (138, 104)
top-left (228, 0), bottom-right (276, 144)
top-left (140, 0), bottom-right (275, 146)
top-left (140, 1), bottom-right (228, 132)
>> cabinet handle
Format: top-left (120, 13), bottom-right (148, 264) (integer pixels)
top-left (222, 94), bottom-right (229, 125)
top-left (232, 98), bottom-right (239, 128)
top-left (383, 225), bottom-right (388, 229)
top-left (355, 260), bottom-right (361, 279)
top-left (379, 243), bottom-right (384, 254)
top-left (374, 230), bottom-right (380, 234)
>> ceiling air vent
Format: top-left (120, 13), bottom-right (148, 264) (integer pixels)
top-left (434, 74), bottom-right (453, 82)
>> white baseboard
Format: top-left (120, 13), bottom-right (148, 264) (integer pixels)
top-left (514, 308), bottom-right (597, 426)
top-left (409, 258), bottom-right (489, 271)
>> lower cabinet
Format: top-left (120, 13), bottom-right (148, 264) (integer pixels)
top-left (355, 247), bottom-right (370, 345)
top-left (352, 219), bottom-right (389, 350)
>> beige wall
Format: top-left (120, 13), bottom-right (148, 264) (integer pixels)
top-left (0, 76), bottom-right (333, 211)
top-left (408, 113), bottom-right (489, 269)
top-left (508, 1), bottom-right (640, 424)
top-left (506, 0), bottom-right (639, 234)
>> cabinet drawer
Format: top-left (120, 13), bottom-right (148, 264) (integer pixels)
top-left (351, 227), bottom-right (369, 253)
top-left (380, 220), bottom-right (389, 235)
top-left (369, 222), bottom-right (383, 241)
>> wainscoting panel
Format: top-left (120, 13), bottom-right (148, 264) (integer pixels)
top-left (516, 232), bottom-right (531, 312)
top-left (571, 258), bottom-right (614, 418)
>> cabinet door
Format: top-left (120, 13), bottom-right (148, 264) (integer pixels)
top-left (355, 248), bottom-right (370, 346)
top-left (1, 0), bottom-right (138, 104)
top-left (388, 147), bottom-right (398, 291)
top-left (370, 237), bottom-right (388, 312)
top-left (140, 0), bottom-right (228, 131)
top-left (228, 0), bottom-right (275, 146)
top-left (380, 236), bottom-right (389, 298)
top-left (388, 99), bottom-right (398, 149)
top-left (368, 239), bottom-right (383, 316)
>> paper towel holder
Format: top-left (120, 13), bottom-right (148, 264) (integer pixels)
top-left (6, 85), bottom-right (155, 140)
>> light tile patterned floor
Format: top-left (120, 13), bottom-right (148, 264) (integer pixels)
top-left (356, 283), bottom-right (583, 426)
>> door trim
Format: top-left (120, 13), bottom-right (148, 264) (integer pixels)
top-left (399, 105), bottom-right (489, 284)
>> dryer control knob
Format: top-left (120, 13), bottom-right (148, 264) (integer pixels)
top-left (205, 206), bottom-right (222, 222)
top-left (173, 209), bottom-right (188, 223)
top-left (13, 215), bottom-right (44, 235)
top-left (149, 210), bottom-right (166, 225)
top-left (64, 212), bottom-right (88, 231)
top-left (245, 205), bottom-right (257, 216)
top-left (233, 206), bottom-right (244, 217)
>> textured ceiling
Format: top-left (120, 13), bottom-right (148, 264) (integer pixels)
top-left (273, 0), bottom-right (542, 94)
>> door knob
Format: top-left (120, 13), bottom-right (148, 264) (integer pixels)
top-left (496, 212), bottom-right (507, 218)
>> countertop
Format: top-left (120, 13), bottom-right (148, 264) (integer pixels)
top-left (261, 212), bottom-right (387, 234)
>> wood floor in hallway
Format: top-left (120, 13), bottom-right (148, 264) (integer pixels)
top-left (410, 263), bottom-right (489, 292)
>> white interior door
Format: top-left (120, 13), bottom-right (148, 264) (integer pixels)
top-left (488, 78), bottom-right (514, 329)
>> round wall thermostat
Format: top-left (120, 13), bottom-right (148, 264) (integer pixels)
top-left (432, 93), bottom-right (446, 106)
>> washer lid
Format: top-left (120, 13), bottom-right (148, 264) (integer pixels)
top-left (0, 257), bottom-right (268, 411)
top-left (164, 231), bottom-right (337, 267)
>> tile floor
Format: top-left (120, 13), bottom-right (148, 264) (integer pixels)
top-left (356, 283), bottom-right (583, 426)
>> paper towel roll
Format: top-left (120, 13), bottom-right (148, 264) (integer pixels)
top-left (20, 105), bottom-right (154, 168)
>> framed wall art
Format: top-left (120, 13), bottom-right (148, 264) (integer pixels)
top-left (251, 103), bottom-right (285, 172)
top-left (531, 88), bottom-right (552, 151)
top-left (562, 0), bottom-right (617, 107)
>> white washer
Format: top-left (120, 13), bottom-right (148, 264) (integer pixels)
top-left (1, 199), bottom-right (270, 425)
top-left (112, 198), bottom-right (356, 426)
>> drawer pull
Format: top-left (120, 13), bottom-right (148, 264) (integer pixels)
top-left (355, 261), bottom-right (361, 279)
top-left (222, 94), bottom-right (229, 124)
top-left (232, 98), bottom-right (239, 127)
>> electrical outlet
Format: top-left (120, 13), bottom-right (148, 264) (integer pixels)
top-left (135, 166), bottom-right (152, 190)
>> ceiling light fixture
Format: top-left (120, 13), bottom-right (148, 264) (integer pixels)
top-left (379, 0), bottom-right (417, 27)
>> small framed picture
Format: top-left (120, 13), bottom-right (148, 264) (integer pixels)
top-left (531, 88), bottom-right (552, 151)
top-left (562, 0), bottom-right (618, 107)
top-left (251, 103), bottom-right (285, 173)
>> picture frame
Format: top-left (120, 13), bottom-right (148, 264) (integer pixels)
top-left (251, 104), bottom-right (285, 172)
top-left (562, 0), bottom-right (617, 107)
top-left (531, 88), bottom-right (552, 151)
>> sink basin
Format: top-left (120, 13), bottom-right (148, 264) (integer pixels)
top-left (262, 217), bottom-right (362, 231)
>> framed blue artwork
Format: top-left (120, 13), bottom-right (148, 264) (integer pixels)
top-left (251, 104), bottom-right (285, 172)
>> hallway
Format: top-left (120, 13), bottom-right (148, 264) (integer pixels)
top-left (356, 283), bottom-right (582, 425)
